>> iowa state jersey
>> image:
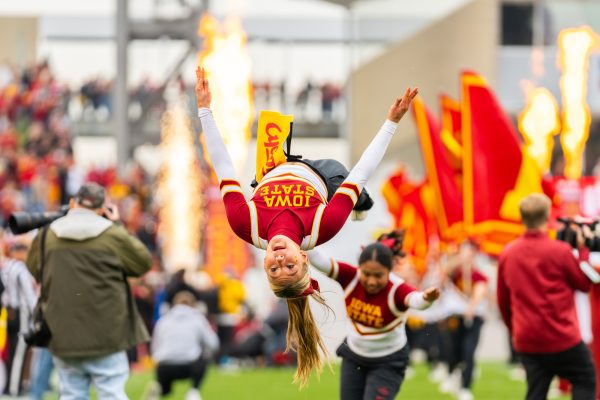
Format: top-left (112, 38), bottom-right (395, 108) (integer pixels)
top-left (219, 171), bottom-right (359, 250)
top-left (327, 259), bottom-right (417, 357)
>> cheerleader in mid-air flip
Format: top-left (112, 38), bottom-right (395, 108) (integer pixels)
top-left (195, 67), bottom-right (418, 386)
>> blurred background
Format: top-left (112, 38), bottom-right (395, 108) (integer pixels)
top-left (1, 0), bottom-right (599, 399)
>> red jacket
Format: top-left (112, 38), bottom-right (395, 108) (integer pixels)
top-left (497, 230), bottom-right (590, 354)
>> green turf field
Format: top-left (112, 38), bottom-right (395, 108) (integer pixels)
top-left (44, 362), bottom-right (571, 399)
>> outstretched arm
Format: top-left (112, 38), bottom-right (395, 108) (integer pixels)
top-left (307, 248), bottom-right (334, 275)
top-left (344, 87), bottom-right (418, 192)
top-left (195, 67), bottom-right (237, 183)
top-left (196, 67), bottom-right (252, 244)
top-left (307, 248), bottom-right (358, 288)
top-left (405, 286), bottom-right (440, 310)
top-left (316, 88), bottom-right (418, 245)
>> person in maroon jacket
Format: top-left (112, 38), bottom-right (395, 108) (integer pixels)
top-left (497, 193), bottom-right (595, 400)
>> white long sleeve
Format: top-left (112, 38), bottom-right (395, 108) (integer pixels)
top-left (198, 108), bottom-right (238, 183)
top-left (307, 248), bottom-right (334, 275)
top-left (406, 291), bottom-right (432, 310)
top-left (345, 119), bottom-right (398, 191)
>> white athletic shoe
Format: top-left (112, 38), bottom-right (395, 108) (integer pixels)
top-left (142, 380), bottom-right (161, 400)
top-left (547, 387), bottom-right (561, 399)
top-left (185, 388), bottom-right (202, 400)
top-left (429, 363), bottom-right (449, 383)
top-left (439, 370), bottom-right (461, 395)
top-left (509, 365), bottom-right (526, 381)
top-left (457, 388), bottom-right (474, 400)
top-left (405, 366), bottom-right (416, 380)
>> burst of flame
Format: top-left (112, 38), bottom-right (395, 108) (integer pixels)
top-left (156, 105), bottom-right (204, 272)
top-left (518, 87), bottom-right (560, 174)
top-left (558, 27), bottom-right (596, 179)
top-left (197, 14), bottom-right (254, 173)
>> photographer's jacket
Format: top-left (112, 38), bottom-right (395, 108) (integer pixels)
top-left (26, 208), bottom-right (152, 358)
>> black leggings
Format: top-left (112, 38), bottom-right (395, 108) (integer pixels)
top-left (446, 315), bottom-right (484, 389)
top-left (156, 357), bottom-right (208, 396)
top-left (337, 341), bottom-right (409, 400)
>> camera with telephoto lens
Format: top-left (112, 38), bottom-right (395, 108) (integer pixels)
top-left (8, 205), bottom-right (69, 235)
top-left (556, 217), bottom-right (600, 251)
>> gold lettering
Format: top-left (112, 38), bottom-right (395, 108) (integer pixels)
top-left (306, 186), bottom-right (315, 197)
top-left (293, 184), bottom-right (303, 194)
top-left (274, 196), bottom-right (292, 207)
top-left (357, 312), bottom-right (368, 324)
top-left (282, 185), bottom-right (293, 195)
top-left (259, 186), bottom-right (270, 196)
top-left (362, 303), bottom-right (375, 314)
top-left (304, 196), bottom-right (310, 206)
top-left (292, 195), bottom-right (304, 207)
top-left (272, 185), bottom-right (282, 195)
top-left (264, 196), bottom-right (275, 207)
top-left (373, 306), bottom-right (382, 317)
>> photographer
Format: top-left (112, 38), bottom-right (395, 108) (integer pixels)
top-left (497, 193), bottom-right (595, 400)
top-left (25, 182), bottom-right (152, 399)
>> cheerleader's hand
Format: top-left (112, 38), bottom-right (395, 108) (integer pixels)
top-left (387, 87), bottom-right (418, 123)
top-left (195, 67), bottom-right (212, 109)
top-left (422, 286), bottom-right (440, 303)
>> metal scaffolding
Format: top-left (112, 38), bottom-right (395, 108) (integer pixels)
top-left (114, 0), bottom-right (206, 174)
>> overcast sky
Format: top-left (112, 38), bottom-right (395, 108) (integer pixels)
top-left (0, 0), bottom-right (469, 87)
top-left (0, 0), bottom-right (469, 18)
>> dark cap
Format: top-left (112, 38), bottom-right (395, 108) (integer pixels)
top-left (74, 183), bottom-right (106, 209)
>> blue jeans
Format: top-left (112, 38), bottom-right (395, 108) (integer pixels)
top-left (30, 348), bottom-right (54, 400)
top-left (53, 351), bottom-right (129, 400)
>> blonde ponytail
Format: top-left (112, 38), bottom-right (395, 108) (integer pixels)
top-left (269, 264), bottom-right (329, 387)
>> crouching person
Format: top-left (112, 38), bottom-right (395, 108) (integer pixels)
top-left (150, 290), bottom-right (219, 400)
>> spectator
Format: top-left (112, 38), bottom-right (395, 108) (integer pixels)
top-left (497, 193), bottom-right (596, 400)
top-left (149, 290), bottom-right (219, 400)
top-left (26, 182), bottom-right (152, 399)
top-left (0, 239), bottom-right (36, 396)
top-left (215, 272), bottom-right (246, 363)
top-left (439, 241), bottom-right (488, 400)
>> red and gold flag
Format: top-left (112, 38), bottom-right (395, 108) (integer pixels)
top-left (440, 94), bottom-right (463, 172)
top-left (461, 71), bottom-right (542, 254)
top-left (381, 168), bottom-right (437, 273)
top-left (413, 97), bottom-right (463, 243)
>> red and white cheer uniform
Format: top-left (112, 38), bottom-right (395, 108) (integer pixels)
top-left (198, 107), bottom-right (399, 250)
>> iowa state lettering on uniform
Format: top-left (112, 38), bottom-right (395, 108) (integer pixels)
top-left (347, 297), bottom-right (384, 328)
top-left (259, 184), bottom-right (315, 207)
